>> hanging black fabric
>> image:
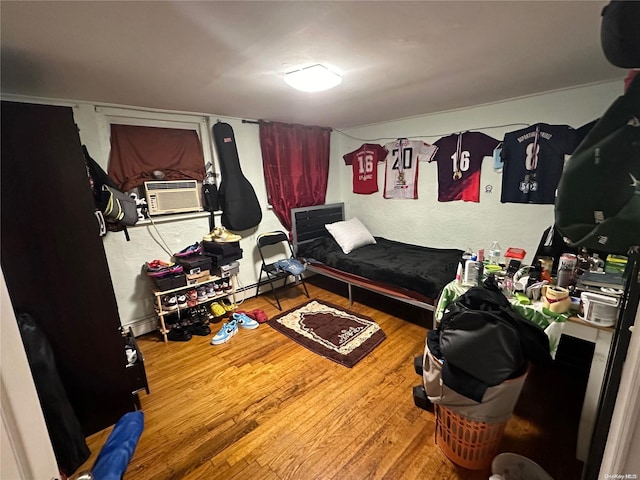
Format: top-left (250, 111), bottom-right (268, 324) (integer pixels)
top-left (83, 145), bottom-right (134, 239)
top-left (202, 181), bottom-right (220, 231)
top-left (16, 311), bottom-right (90, 476)
top-left (555, 75), bottom-right (640, 254)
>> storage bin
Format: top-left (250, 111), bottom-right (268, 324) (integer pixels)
top-left (431, 363), bottom-right (529, 470)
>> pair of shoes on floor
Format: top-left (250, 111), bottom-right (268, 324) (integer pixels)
top-left (236, 309), bottom-right (268, 323)
top-left (167, 326), bottom-right (192, 342)
top-left (210, 313), bottom-right (259, 345)
top-left (203, 226), bottom-right (241, 243)
top-left (186, 322), bottom-right (211, 336)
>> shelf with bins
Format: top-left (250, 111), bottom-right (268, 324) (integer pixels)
top-left (122, 327), bottom-right (149, 407)
top-left (153, 274), bottom-right (237, 342)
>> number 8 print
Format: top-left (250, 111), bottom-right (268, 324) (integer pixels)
top-left (525, 142), bottom-right (540, 170)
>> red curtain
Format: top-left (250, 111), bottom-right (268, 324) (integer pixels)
top-left (259, 122), bottom-right (331, 231)
top-left (108, 124), bottom-right (206, 192)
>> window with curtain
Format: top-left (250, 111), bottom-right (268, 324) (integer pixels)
top-left (259, 121), bottom-right (331, 231)
top-left (108, 124), bottom-right (206, 192)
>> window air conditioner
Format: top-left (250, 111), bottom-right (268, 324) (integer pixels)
top-left (144, 180), bottom-right (202, 215)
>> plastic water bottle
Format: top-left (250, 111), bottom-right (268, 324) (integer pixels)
top-left (488, 241), bottom-right (501, 265)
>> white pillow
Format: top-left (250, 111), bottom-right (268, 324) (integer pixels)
top-left (325, 217), bottom-right (376, 254)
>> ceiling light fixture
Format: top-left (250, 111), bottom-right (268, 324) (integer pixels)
top-left (283, 64), bottom-right (342, 92)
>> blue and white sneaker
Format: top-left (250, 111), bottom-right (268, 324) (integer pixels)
top-left (233, 312), bottom-right (259, 330)
top-left (210, 319), bottom-right (238, 345)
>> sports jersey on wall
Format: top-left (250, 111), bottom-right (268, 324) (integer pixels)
top-left (343, 143), bottom-right (387, 194)
top-left (500, 123), bottom-right (581, 204)
top-left (383, 139), bottom-right (437, 199)
top-left (430, 132), bottom-right (499, 202)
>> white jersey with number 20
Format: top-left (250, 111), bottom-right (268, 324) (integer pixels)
top-left (383, 139), bottom-right (437, 199)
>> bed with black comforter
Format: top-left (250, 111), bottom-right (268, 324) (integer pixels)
top-left (297, 236), bottom-right (464, 302)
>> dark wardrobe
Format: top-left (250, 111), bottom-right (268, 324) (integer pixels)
top-left (1, 101), bottom-right (138, 436)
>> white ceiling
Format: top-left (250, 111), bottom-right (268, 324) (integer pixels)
top-left (0, 1), bottom-right (625, 129)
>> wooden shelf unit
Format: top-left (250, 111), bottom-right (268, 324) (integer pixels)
top-left (153, 274), bottom-right (237, 342)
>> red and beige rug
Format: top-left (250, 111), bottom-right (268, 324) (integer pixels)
top-left (268, 299), bottom-right (386, 368)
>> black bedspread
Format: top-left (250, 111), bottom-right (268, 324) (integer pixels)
top-left (297, 236), bottom-right (464, 300)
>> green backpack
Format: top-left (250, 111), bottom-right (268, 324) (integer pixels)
top-left (555, 75), bottom-right (640, 255)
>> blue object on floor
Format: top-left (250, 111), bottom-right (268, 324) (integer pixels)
top-left (91, 411), bottom-right (144, 480)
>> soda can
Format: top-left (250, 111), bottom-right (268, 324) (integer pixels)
top-left (558, 253), bottom-right (577, 273)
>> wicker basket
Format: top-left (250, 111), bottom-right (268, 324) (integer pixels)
top-left (435, 404), bottom-right (507, 470)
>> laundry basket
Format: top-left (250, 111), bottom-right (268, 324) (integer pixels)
top-left (432, 364), bottom-right (530, 470)
top-left (435, 404), bottom-right (507, 470)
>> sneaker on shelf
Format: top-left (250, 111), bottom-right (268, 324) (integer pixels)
top-left (222, 280), bottom-right (233, 293)
top-left (197, 306), bottom-right (212, 322)
top-left (205, 282), bottom-right (216, 298)
top-left (146, 260), bottom-right (183, 278)
top-left (187, 322), bottom-right (211, 336)
top-left (196, 286), bottom-right (207, 302)
top-left (188, 307), bottom-right (200, 322)
top-left (177, 294), bottom-right (188, 308)
top-left (210, 319), bottom-right (238, 345)
top-left (162, 295), bottom-right (178, 311)
top-left (186, 289), bottom-right (198, 307)
top-left (167, 326), bottom-right (192, 342)
top-left (174, 242), bottom-right (202, 258)
top-left (213, 282), bottom-right (223, 294)
top-left (203, 226), bottom-right (241, 243)
top-left (221, 298), bottom-right (236, 312)
top-left (209, 302), bottom-right (227, 318)
top-left (232, 312), bottom-right (259, 330)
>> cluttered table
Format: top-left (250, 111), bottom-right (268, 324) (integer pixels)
top-left (435, 278), bottom-right (616, 462)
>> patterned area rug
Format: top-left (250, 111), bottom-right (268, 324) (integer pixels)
top-left (268, 299), bottom-right (386, 368)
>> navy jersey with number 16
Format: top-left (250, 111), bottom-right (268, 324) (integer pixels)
top-left (431, 132), bottom-right (499, 202)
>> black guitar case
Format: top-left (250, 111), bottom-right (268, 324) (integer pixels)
top-left (212, 122), bottom-right (262, 231)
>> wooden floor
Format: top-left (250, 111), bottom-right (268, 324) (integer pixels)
top-left (79, 276), bottom-right (586, 479)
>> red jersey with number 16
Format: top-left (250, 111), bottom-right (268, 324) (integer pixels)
top-left (343, 143), bottom-right (388, 194)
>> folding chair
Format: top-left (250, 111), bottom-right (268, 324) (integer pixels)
top-left (256, 231), bottom-right (309, 310)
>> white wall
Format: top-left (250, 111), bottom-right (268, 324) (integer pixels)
top-left (72, 105), bottom-right (342, 335)
top-left (334, 81), bottom-right (624, 264)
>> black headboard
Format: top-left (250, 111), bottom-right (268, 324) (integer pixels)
top-left (290, 203), bottom-right (344, 253)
